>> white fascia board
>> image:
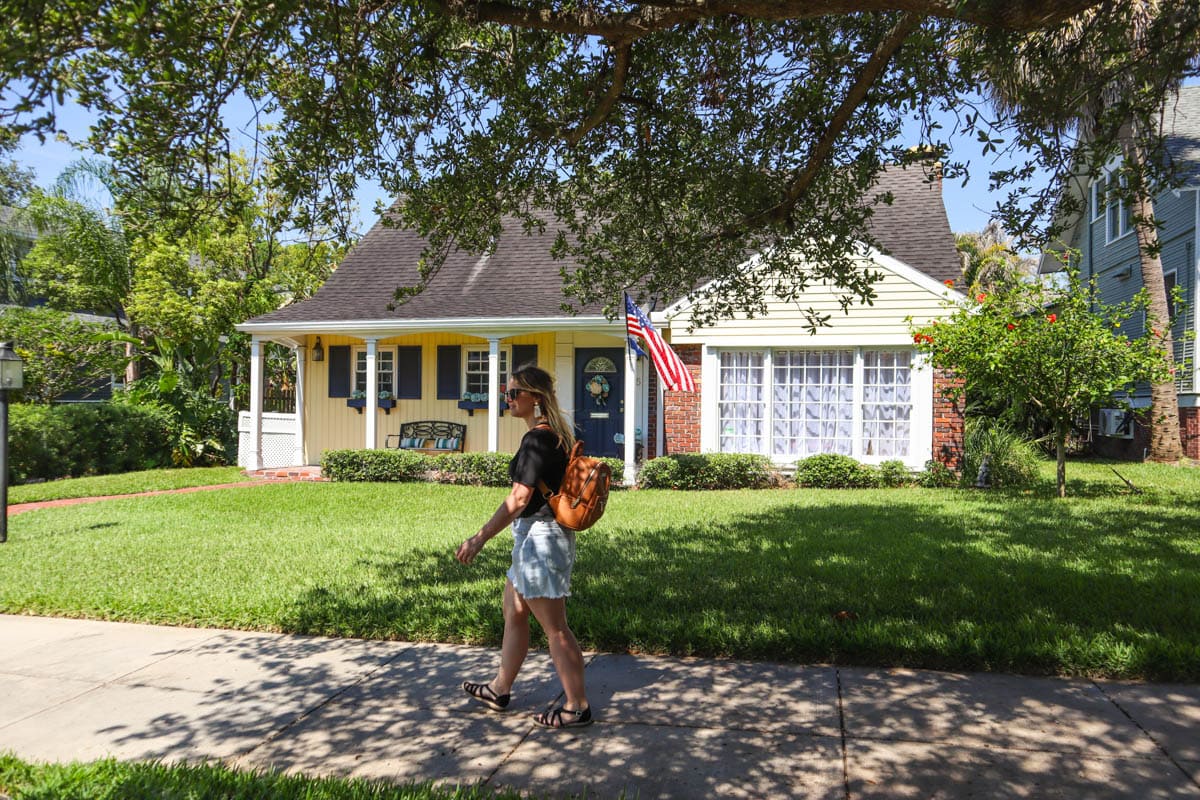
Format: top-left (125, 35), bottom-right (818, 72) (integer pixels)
top-left (236, 315), bottom-right (620, 339)
top-left (656, 244), bottom-right (964, 327)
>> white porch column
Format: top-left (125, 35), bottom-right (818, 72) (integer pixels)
top-left (624, 345), bottom-right (638, 483)
top-left (293, 345), bottom-right (307, 466)
top-left (365, 337), bottom-right (378, 449)
top-left (247, 336), bottom-right (264, 470)
top-left (487, 337), bottom-right (501, 452)
top-left (656, 374), bottom-right (665, 457)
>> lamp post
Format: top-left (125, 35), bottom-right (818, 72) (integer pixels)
top-left (0, 341), bottom-right (24, 544)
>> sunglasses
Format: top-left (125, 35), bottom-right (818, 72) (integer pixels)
top-left (505, 387), bottom-right (532, 402)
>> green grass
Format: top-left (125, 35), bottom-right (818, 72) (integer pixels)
top-left (0, 753), bottom-right (527, 799)
top-left (1, 459), bottom-right (1197, 681)
top-left (8, 467), bottom-right (248, 504)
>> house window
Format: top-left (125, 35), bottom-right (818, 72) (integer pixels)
top-left (355, 350), bottom-right (394, 396)
top-left (464, 347), bottom-right (510, 397)
top-left (1091, 178), bottom-right (1106, 223)
top-left (771, 350), bottom-right (854, 457)
top-left (1165, 270), bottom-right (1177, 324)
top-left (862, 351), bottom-right (913, 457)
top-left (1100, 174), bottom-right (1133, 243)
top-left (718, 351), bottom-right (766, 453)
top-left (718, 348), bottom-right (913, 459)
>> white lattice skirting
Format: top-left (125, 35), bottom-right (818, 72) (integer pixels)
top-left (237, 411), bottom-right (299, 469)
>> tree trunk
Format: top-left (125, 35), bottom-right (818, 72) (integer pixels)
top-left (1055, 420), bottom-right (1068, 499)
top-left (1122, 134), bottom-right (1183, 463)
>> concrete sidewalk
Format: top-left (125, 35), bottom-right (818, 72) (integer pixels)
top-left (2, 615), bottom-right (1197, 798)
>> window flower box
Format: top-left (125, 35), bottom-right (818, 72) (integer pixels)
top-left (347, 397), bottom-right (396, 414)
top-left (457, 400), bottom-right (508, 417)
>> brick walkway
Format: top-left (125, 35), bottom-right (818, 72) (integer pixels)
top-left (8, 466), bottom-right (326, 516)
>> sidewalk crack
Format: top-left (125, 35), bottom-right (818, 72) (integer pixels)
top-left (836, 667), bottom-right (851, 800)
top-left (1092, 680), bottom-right (1200, 792)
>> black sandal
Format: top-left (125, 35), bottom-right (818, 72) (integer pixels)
top-left (463, 681), bottom-right (510, 712)
top-left (534, 705), bottom-right (593, 729)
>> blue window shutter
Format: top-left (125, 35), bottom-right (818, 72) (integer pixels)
top-left (437, 345), bottom-right (461, 399)
top-left (396, 346), bottom-right (422, 399)
top-left (328, 345), bottom-right (351, 397)
top-left (512, 344), bottom-right (538, 371)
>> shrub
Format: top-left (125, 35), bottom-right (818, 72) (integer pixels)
top-left (918, 459), bottom-right (958, 488)
top-left (793, 453), bottom-right (880, 488)
top-left (877, 459), bottom-right (914, 488)
top-left (637, 453), bottom-right (775, 490)
top-left (8, 402), bottom-right (174, 484)
top-left (961, 418), bottom-right (1042, 489)
top-left (320, 449), bottom-right (429, 482)
top-left (430, 452), bottom-right (513, 486)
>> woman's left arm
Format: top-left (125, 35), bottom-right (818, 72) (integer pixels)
top-left (455, 482), bottom-right (535, 564)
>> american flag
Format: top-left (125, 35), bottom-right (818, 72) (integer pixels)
top-left (625, 293), bottom-right (696, 392)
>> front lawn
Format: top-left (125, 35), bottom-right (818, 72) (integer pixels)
top-left (8, 466), bottom-right (248, 505)
top-left (0, 753), bottom-right (524, 800)
top-left (1, 460), bottom-right (1197, 681)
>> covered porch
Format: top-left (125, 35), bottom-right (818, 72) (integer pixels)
top-left (237, 319), bottom-right (655, 484)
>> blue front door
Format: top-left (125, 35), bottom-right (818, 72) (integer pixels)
top-left (575, 348), bottom-right (625, 458)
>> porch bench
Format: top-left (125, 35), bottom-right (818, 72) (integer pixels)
top-left (385, 420), bottom-right (467, 456)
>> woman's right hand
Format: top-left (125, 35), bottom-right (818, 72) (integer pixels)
top-left (455, 533), bottom-right (484, 565)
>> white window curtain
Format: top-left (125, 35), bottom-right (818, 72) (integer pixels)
top-left (718, 351), bottom-right (765, 453)
top-left (861, 350), bottom-right (912, 458)
top-left (717, 348), bottom-right (915, 459)
top-left (772, 350), bottom-right (853, 456)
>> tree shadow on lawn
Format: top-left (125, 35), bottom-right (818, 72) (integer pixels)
top-left (277, 492), bottom-right (1200, 682)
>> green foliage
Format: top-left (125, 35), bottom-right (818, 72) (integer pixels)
top-left (912, 269), bottom-right (1171, 496)
top-left (321, 449), bottom-right (430, 483)
top-left (429, 452), bottom-right (514, 486)
top-left (961, 418), bottom-right (1042, 489)
top-left (116, 377), bottom-right (237, 467)
top-left (0, 306), bottom-right (128, 403)
top-left (877, 459), bottom-right (914, 488)
top-left (955, 222), bottom-right (1031, 293)
top-left (636, 453), bottom-right (775, 490)
top-left (793, 453), bottom-right (881, 489)
top-left (918, 459), bottom-right (958, 488)
top-left (8, 402), bottom-right (174, 484)
top-left (8, 1), bottom-right (1195, 330)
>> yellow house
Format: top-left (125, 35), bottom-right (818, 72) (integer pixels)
top-left (237, 166), bottom-right (966, 478)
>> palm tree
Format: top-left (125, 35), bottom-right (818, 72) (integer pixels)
top-left (972, 0), bottom-right (1198, 461)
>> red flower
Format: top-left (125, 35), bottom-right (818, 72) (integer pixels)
top-left (944, 279), bottom-right (954, 287)
top-left (1006, 323), bottom-right (1016, 331)
top-left (976, 293), bottom-right (987, 302)
top-left (1046, 313), bottom-right (1057, 323)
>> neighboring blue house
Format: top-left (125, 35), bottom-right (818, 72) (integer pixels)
top-left (1042, 87), bottom-right (1200, 459)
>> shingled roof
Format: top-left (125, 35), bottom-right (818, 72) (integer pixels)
top-left (244, 165), bottom-right (959, 327)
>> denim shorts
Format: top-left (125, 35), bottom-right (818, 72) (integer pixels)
top-left (507, 510), bottom-right (576, 600)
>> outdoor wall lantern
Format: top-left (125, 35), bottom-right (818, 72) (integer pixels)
top-left (0, 341), bottom-right (25, 544)
top-left (312, 337), bottom-right (324, 362)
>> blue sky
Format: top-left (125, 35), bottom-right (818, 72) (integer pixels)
top-left (12, 94), bottom-right (1036, 237)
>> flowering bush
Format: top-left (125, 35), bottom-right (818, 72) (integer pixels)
top-left (909, 268), bottom-right (1173, 497)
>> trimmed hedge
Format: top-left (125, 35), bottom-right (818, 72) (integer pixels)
top-left (9, 402), bottom-right (175, 484)
top-left (636, 453), bottom-right (775, 490)
top-left (793, 453), bottom-right (880, 488)
top-left (322, 449), bottom-right (626, 487)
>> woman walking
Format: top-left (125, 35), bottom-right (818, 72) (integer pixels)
top-left (454, 364), bottom-right (592, 729)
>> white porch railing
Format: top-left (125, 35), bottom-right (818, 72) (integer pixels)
top-left (237, 411), bottom-right (298, 469)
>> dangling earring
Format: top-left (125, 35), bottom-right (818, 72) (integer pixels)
top-left (534, 402), bottom-right (543, 418)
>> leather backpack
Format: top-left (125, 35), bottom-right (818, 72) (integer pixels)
top-left (538, 440), bottom-right (612, 532)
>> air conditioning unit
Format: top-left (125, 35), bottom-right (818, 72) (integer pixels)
top-left (1098, 408), bottom-right (1134, 439)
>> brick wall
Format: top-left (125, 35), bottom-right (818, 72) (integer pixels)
top-left (932, 370), bottom-right (965, 472)
top-left (1182, 406), bottom-right (1199, 459)
top-left (661, 344), bottom-right (702, 455)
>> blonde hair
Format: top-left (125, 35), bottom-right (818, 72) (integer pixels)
top-left (510, 363), bottom-right (575, 452)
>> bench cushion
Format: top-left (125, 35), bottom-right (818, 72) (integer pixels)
top-left (434, 437), bottom-right (460, 450)
top-left (400, 437), bottom-right (424, 449)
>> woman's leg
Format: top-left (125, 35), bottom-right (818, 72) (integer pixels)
top-left (492, 579), bottom-right (530, 695)
top-left (526, 596), bottom-right (589, 711)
